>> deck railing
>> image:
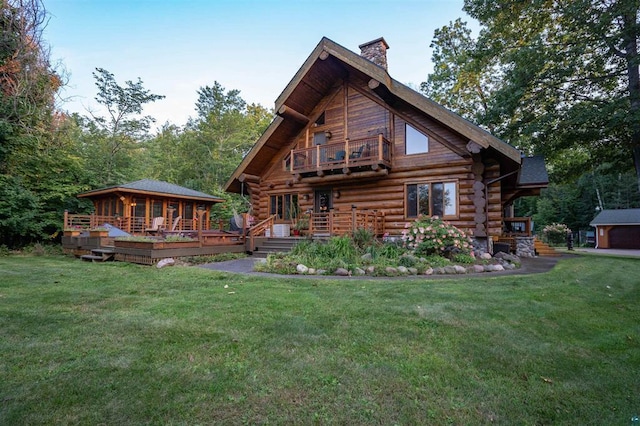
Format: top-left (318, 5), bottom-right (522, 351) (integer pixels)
top-left (309, 208), bottom-right (385, 237)
top-left (246, 214), bottom-right (276, 252)
top-left (290, 135), bottom-right (392, 174)
top-left (63, 211), bottom-right (219, 235)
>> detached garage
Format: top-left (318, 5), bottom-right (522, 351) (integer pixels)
top-left (590, 208), bottom-right (640, 249)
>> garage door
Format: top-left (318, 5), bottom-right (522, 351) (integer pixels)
top-left (609, 226), bottom-right (640, 249)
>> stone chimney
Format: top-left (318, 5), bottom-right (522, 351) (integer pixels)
top-left (359, 37), bottom-right (389, 70)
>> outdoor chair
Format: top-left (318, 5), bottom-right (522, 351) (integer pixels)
top-left (349, 144), bottom-right (369, 159)
top-left (145, 216), bottom-right (165, 234)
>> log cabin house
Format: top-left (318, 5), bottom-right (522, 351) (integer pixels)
top-left (225, 37), bottom-right (549, 255)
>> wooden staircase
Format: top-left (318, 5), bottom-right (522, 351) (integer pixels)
top-left (534, 238), bottom-right (561, 257)
top-left (250, 237), bottom-right (302, 258)
top-left (81, 247), bottom-right (116, 262)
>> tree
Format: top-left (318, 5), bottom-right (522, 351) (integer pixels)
top-left (461, 0), bottom-right (640, 190)
top-left (83, 68), bottom-right (164, 185)
top-left (420, 18), bottom-right (498, 128)
top-left (1, 0), bottom-right (61, 172)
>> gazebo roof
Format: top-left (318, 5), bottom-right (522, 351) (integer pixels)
top-left (78, 179), bottom-right (223, 203)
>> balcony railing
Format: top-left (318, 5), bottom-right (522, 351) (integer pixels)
top-left (289, 135), bottom-right (392, 175)
top-left (309, 208), bottom-right (385, 237)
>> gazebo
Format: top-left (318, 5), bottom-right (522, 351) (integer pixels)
top-left (66, 179), bottom-right (224, 234)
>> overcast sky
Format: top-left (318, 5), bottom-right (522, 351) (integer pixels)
top-left (44, 0), bottom-right (474, 129)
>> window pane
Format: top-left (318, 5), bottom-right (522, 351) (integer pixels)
top-left (405, 124), bottom-right (428, 155)
top-left (270, 196), bottom-right (277, 216)
top-left (184, 203), bottom-right (193, 220)
top-left (418, 184), bottom-right (430, 216)
top-left (443, 182), bottom-right (457, 216)
top-left (431, 183), bottom-right (443, 217)
top-left (407, 184), bottom-right (418, 218)
top-left (277, 195), bottom-right (283, 219)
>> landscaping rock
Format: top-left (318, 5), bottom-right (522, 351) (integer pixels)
top-left (365, 266), bottom-right (375, 275)
top-left (296, 264), bottom-right (309, 274)
top-left (308, 268), bottom-right (316, 275)
top-left (454, 265), bottom-right (467, 274)
top-left (335, 268), bottom-right (350, 276)
top-left (397, 266), bottom-right (409, 274)
top-left (444, 266), bottom-right (458, 274)
top-left (433, 267), bottom-right (445, 275)
top-left (503, 262), bottom-right (515, 270)
top-left (316, 269), bottom-right (327, 275)
top-left (423, 267), bottom-right (434, 275)
top-left (480, 253), bottom-right (492, 260)
top-left (408, 267), bottom-right (418, 275)
top-left (472, 264), bottom-right (485, 273)
top-left (156, 258), bottom-right (175, 269)
top-left (354, 267), bottom-right (366, 276)
top-left (385, 266), bottom-right (398, 275)
top-left (361, 253), bottom-right (373, 262)
top-left (484, 264), bottom-right (505, 272)
top-left (495, 252), bottom-right (520, 263)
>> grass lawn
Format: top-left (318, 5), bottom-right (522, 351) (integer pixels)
top-left (1, 254), bottom-right (639, 425)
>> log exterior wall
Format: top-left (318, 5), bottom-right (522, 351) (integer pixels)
top-left (249, 75), bottom-right (507, 238)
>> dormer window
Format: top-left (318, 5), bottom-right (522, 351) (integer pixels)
top-left (405, 123), bottom-right (429, 155)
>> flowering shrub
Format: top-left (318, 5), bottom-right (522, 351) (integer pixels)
top-left (402, 216), bottom-right (472, 257)
top-left (543, 223), bottom-right (571, 245)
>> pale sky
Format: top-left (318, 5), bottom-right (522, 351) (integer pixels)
top-left (44, 0), bottom-right (474, 130)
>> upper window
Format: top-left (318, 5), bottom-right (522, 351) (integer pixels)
top-left (405, 123), bottom-right (429, 155)
top-left (406, 181), bottom-right (457, 218)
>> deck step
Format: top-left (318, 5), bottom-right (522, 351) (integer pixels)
top-left (80, 247), bottom-right (116, 262)
top-left (81, 254), bottom-right (106, 262)
top-left (534, 239), bottom-right (561, 257)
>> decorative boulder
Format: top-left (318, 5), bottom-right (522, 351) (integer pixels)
top-left (335, 268), bottom-right (350, 276)
top-left (296, 264), bottom-right (309, 274)
top-left (156, 258), bottom-right (175, 269)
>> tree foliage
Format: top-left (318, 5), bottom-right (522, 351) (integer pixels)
top-left (424, 1), bottom-right (639, 191)
top-left (82, 68), bottom-right (165, 185)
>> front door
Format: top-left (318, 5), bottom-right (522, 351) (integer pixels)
top-left (313, 189), bottom-right (332, 235)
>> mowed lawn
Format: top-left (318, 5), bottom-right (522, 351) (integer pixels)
top-left (1, 254), bottom-right (639, 425)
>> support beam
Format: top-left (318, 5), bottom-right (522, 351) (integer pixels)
top-left (238, 173), bottom-right (260, 183)
top-left (303, 169), bottom-right (388, 184)
top-left (277, 105), bottom-right (310, 124)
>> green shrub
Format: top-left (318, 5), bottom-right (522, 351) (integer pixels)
top-left (452, 253), bottom-right (476, 264)
top-left (352, 228), bottom-right (376, 251)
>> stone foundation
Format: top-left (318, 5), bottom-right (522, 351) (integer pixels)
top-left (471, 237), bottom-right (493, 257)
top-left (515, 236), bottom-right (535, 258)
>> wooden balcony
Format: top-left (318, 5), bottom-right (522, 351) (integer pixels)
top-left (288, 135), bottom-right (392, 180)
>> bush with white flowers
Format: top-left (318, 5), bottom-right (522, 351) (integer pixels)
top-left (402, 216), bottom-right (473, 257)
top-left (543, 223), bottom-right (571, 245)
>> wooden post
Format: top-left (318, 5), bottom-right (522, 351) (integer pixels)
top-left (328, 210), bottom-right (334, 236)
top-left (197, 207), bottom-right (205, 247)
top-left (290, 149), bottom-right (294, 172)
top-left (345, 138), bottom-right (350, 167)
top-left (167, 207), bottom-right (175, 232)
top-left (316, 144), bottom-right (321, 171)
top-left (64, 210), bottom-right (69, 230)
top-left (351, 205), bottom-right (357, 234)
top-left (378, 133), bottom-right (383, 161)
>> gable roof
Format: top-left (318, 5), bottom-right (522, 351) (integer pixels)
top-left (518, 155), bottom-right (549, 187)
top-left (78, 179), bottom-right (223, 203)
top-left (590, 209), bottom-right (640, 226)
top-left (226, 37), bottom-right (523, 193)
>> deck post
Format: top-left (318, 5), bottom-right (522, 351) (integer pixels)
top-left (64, 210), bottom-right (69, 229)
top-left (351, 205), bottom-right (357, 234)
top-left (378, 134), bottom-right (383, 161)
top-left (197, 207), bottom-right (205, 247)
